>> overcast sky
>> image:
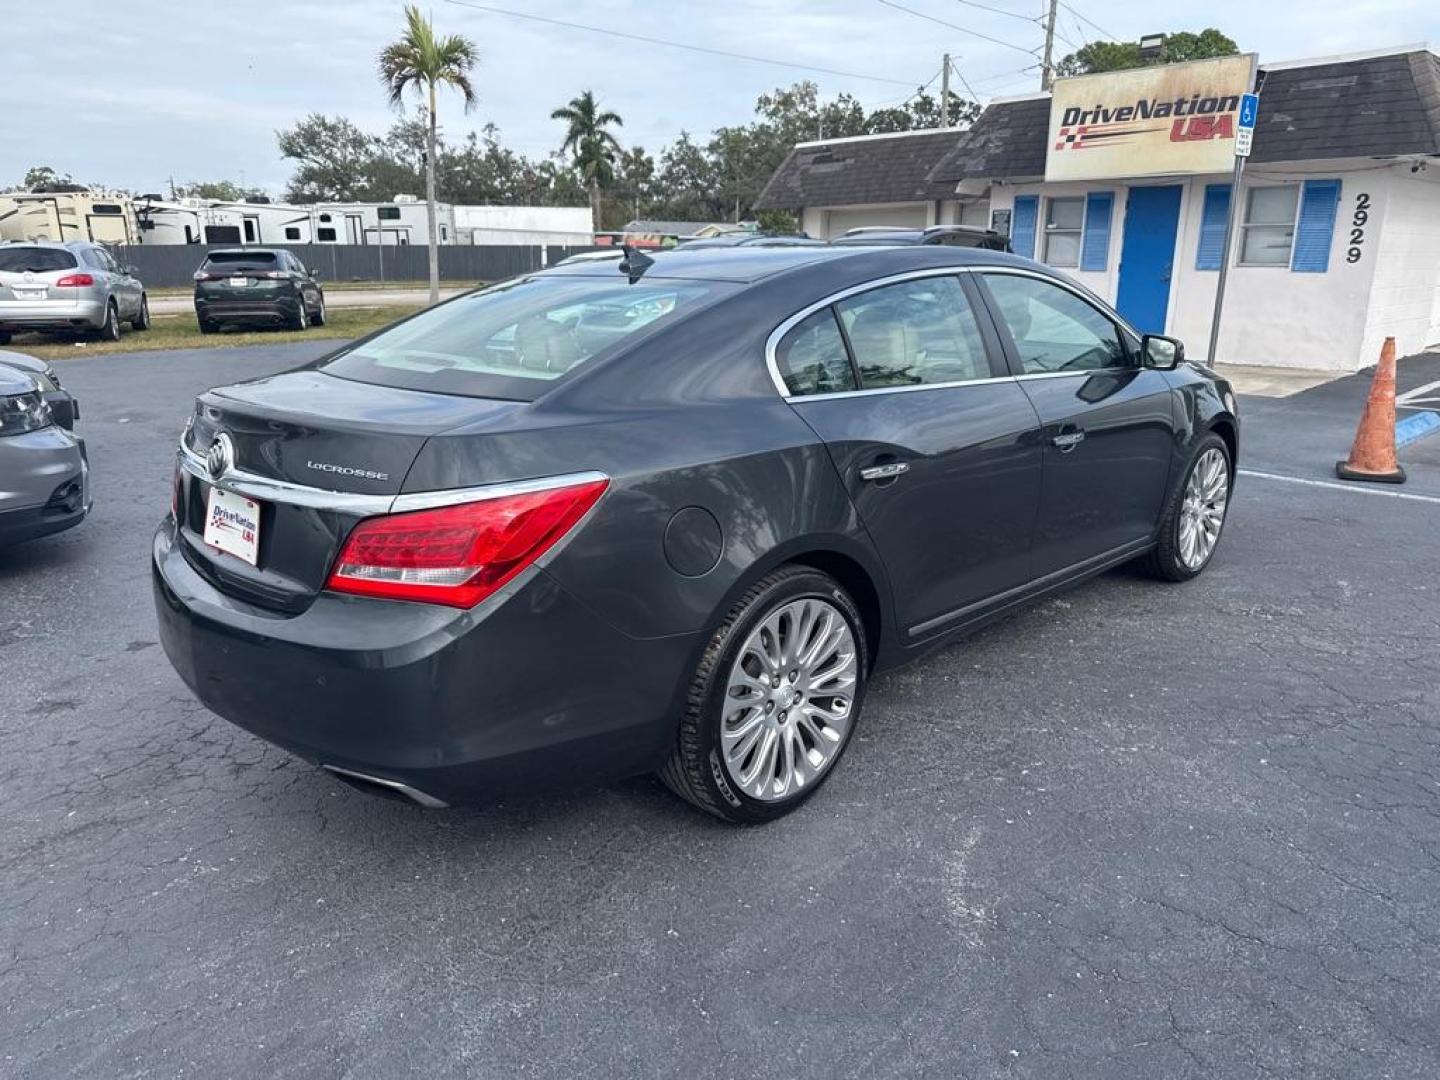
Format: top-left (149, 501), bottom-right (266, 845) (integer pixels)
top-left (3, 0), bottom-right (1436, 197)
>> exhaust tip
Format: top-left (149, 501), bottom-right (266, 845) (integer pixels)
top-left (322, 764), bottom-right (449, 808)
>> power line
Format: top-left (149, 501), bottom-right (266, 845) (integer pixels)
top-left (947, 57), bottom-right (981, 103)
top-left (951, 0), bottom-right (1041, 22)
top-left (1058, 1), bottom-right (1119, 43)
top-left (442, 0), bottom-right (919, 86)
top-left (873, 0), bottom-right (1039, 56)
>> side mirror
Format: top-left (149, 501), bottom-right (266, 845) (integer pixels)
top-left (1141, 334), bottom-right (1184, 370)
top-left (124, 265), bottom-right (140, 276)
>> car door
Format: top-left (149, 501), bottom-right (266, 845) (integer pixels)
top-left (94, 246), bottom-right (138, 317)
top-left (774, 271), bottom-right (1045, 642)
top-left (973, 269), bottom-right (1175, 576)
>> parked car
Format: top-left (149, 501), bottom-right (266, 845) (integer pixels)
top-left (193, 248), bottom-right (326, 333)
top-left (153, 245), bottom-right (1237, 822)
top-left (831, 225), bottom-right (1012, 251)
top-left (675, 234), bottom-right (827, 250)
top-left (0, 349), bottom-right (81, 429)
top-left (0, 364), bottom-right (89, 547)
top-left (0, 240), bottom-right (149, 344)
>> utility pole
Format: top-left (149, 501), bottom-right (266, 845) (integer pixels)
top-left (941, 53), bottom-right (951, 126)
top-left (1040, 0), bottom-right (1059, 90)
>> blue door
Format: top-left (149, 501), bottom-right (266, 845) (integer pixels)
top-left (1116, 185), bottom-right (1183, 334)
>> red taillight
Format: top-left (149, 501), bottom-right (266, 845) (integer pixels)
top-left (54, 273), bottom-right (95, 287)
top-left (326, 477), bottom-right (609, 608)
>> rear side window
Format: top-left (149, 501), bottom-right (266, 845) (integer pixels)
top-left (201, 251), bottom-right (278, 272)
top-left (774, 309), bottom-right (856, 396)
top-left (835, 276), bottom-right (991, 388)
top-left (0, 247), bottom-right (77, 273)
top-left (322, 276), bottom-right (725, 401)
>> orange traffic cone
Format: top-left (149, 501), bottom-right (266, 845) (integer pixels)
top-left (1336, 336), bottom-right (1406, 484)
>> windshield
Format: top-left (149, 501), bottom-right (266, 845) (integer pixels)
top-left (0, 247), bottom-right (77, 273)
top-left (321, 275), bottom-right (724, 400)
top-left (202, 252), bottom-right (278, 271)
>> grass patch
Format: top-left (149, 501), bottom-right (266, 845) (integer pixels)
top-left (14, 306), bottom-right (421, 361)
top-left (145, 280), bottom-right (483, 298)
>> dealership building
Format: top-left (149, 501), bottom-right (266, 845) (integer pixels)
top-left (756, 44), bottom-right (1440, 371)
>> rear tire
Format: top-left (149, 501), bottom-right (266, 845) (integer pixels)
top-left (1140, 432), bottom-right (1231, 582)
top-left (132, 294), bottom-right (150, 331)
top-left (198, 318), bottom-right (218, 335)
top-left (288, 301), bottom-right (308, 331)
top-left (310, 296), bottom-right (326, 327)
top-left (0, 331), bottom-right (10, 345)
top-left (660, 565), bottom-right (868, 824)
top-left (96, 301), bottom-right (121, 342)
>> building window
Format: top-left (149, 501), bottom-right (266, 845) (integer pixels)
top-left (1042, 197), bottom-right (1084, 267)
top-left (284, 226), bottom-right (301, 240)
top-left (440, 225), bottom-right (448, 241)
top-left (317, 227), bottom-right (337, 242)
top-left (378, 206), bottom-right (401, 220)
top-left (1239, 185), bottom-right (1299, 266)
top-left (318, 213), bottom-right (332, 223)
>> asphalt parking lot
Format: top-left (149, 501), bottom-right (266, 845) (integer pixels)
top-left (3, 344), bottom-right (1438, 1079)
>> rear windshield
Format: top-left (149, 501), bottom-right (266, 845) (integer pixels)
top-left (201, 252), bottom-right (278, 271)
top-left (321, 275), bottom-right (725, 400)
top-left (0, 247), bottom-right (78, 273)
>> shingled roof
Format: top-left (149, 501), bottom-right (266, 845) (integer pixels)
top-left (1250, 48), bottom-right (1440, 162)
top-left (754, 128), bottom-right (966, 211)
top-left (926, 95), bottom-right (1052, 189)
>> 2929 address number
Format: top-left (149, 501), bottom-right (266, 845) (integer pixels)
top-left (1346, 193), bottom-right (1370, 263)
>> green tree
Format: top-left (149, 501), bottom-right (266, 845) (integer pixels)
top-left (378, 4), bottom-right (478, 302)
top-left (614, 146), bottom-right (657, 225)
top-left (1057, 28), bottom-right (1240, 77)
top-left (551, 91), bottom-right (623, 233)
top-left (173, 180), bottom-right (268, 202)
top-left (277, 114), bottom-right (380, 202)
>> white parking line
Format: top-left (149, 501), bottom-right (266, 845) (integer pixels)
top-left (1397, 378), bottom-right (1440, 410)
top-left (1239, 469), bottom-right (1440, 505)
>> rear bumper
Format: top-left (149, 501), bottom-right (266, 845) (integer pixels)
top-left (151, 520), bottom-right (698, 804)
top-left (195, 295), bottom-right (300, 324)
top-left (0, 297), bottom-right (107, 330)
top-left (0, 427), bottom-right (89, 545)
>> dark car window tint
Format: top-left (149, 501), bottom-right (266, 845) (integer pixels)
top-left (0, 248), bottom-right (78, 272)
top-left (835, 276), bottom-right (990, 388)
top-left (323, 276), bottom-right (724, 401)
top-left (775, 309), bottom-right (856, 396)
top-left (983, 273), bottom-right (1127, 374)
top-left (202, 252), bottom-right (279, 272)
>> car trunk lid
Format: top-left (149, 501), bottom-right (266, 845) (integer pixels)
top-left (0, 247), bottom-right (81, 302)
top-left (178, 369), bottom-right (520, 612)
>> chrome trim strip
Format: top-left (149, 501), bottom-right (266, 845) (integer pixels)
top-left (321, 764), bottom-right (449, 808)
top-left (180, 443), bottom-right (609, 518)
top-left (763, 261), bottom-right (1145, 403)
top-left (390, 470), bottom-right (610, 513)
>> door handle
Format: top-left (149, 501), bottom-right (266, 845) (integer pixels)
top-left (1051, 430), bottom-right (1086, 452)
top-left (859, 462), bottom-right (909, 481)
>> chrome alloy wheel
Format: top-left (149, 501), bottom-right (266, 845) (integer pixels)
top-left (721, 597), bottom-right (859, 802)
top-left (1178, 446), bottom-right (1229, 570)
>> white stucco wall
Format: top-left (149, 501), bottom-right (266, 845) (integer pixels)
top-left (991, 160), bottom-right (1438, 371)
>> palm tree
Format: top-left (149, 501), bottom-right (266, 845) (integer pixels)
top-left (378, 5), bottom-right (478, 304)
top-left (551, 91), bottom-right (623, 233)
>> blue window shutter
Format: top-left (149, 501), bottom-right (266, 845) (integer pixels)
top-left (1292, 179), bottom-right (1341, 272)
top-left (1196, 184), bottom-right (1231, 270)
top-left (1011, 195), bottom-right (1038, 259)
top-left (1080, 191), bottom-right (1113, 271)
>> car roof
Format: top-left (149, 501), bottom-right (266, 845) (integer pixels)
top-left (538, 244), bottom-right (1038, 284)
top-left (204, 248), bottom-right (284, 256)
top-left (0, 238), bottom-right (87, 250)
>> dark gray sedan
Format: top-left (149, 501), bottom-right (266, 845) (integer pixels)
top-left (0, 364), bottom-right (88, 547)
top-left (153, 246), bottom-right (1237, 822)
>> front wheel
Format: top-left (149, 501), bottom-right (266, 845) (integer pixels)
top-left (1141, 433), bottom-right (1232, 581)
top-left (661, 566), bottom-right (868, 824)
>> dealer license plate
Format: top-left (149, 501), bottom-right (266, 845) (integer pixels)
top-left (13, 288), bottom-right (45, 300)
top-left (228, 276), bottom-right (248, 288)
top-left (203, 485), bottom-right (261, 566)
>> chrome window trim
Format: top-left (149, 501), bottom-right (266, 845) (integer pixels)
top-left (764, 263), bottom-right (1144, 403)
top-left (180, 442), bottom-right (608, 517)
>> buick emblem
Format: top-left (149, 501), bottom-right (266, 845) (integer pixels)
top-left (206, 433), bottom-right (235, 480)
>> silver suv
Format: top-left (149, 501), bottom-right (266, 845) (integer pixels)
top-left (0, 240), bottom-right (149, 344)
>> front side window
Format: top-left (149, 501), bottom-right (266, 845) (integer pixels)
top-left (1043, 197), bottom-right (1084, 267)
top-left (834, 276), bottom-right (991, 388)
top-left (322, 276), bottom-right (726, 400)
top-left (983, 273), bottom-right (1127, 374)
top-left (1240, 185), bottom-right (1299, 266)
top-left (775, 308), bottom-right (855, 396)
